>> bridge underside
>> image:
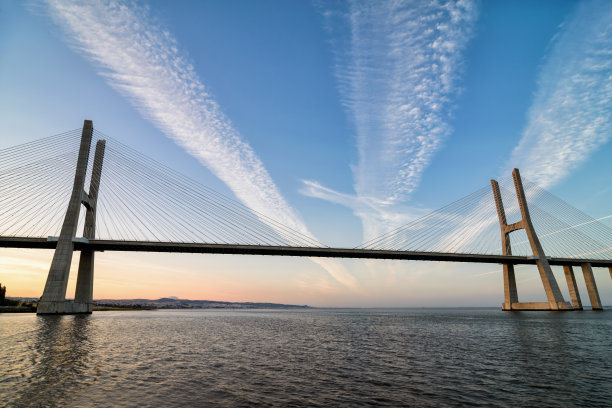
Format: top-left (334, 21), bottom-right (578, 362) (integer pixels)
top-left (2, 236), bottom-right (612, 268)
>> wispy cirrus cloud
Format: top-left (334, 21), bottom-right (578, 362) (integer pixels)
top-left (306, 0), bottom-right (478, 239)
top-left (43, 0), bottom-right (357, 289)
top-left (438, 0), bottom-right (612, 260)
top-left (509, 0), bottom-right (612, 187)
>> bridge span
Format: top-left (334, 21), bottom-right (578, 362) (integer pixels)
top-left (2, 236), bottom-right (612, 268)
top-left (2, 120), bottom-right (611, 314)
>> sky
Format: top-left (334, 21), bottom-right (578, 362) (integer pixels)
top-left (1, 0), bottom-right (611, 307)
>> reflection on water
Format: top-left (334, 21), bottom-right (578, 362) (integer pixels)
top-left (8, 315), bottom-right (95, 407)
top-left (1, 309), bottom-right (611, 407)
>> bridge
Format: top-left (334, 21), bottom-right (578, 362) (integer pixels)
top-left (1, 121), bottom-right (611, 313)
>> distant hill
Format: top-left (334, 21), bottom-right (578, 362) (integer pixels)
top-left (93, 297), bottom-right (310, 309)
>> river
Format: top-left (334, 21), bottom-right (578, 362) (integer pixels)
top-left (1, 308), bottom-right (611, 407)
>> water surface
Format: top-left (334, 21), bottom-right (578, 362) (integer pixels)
top-left (1, 308), bottom-right (611, 407)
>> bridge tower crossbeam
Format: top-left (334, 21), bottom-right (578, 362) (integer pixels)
top-left (37, 120), bottom-right (105, 314)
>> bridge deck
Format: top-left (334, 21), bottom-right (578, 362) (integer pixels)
top-left (2, 236), bottom-right (611, 267)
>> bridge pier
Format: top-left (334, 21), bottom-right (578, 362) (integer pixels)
top-left (563, 265), bottom-right (583, 310)
top-left (37, 121), bottom-right (105, 315)
top-left (74, 140), bottom-right (105, 312)
top-left (501, 264), bottom-right (518, 310)
top-left (492, 169), bottom-right (570, 311)
top-left (582, 263), bottom-right (603, 310)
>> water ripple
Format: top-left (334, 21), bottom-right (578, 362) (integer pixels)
top-left (1, 309), bottom-right (611, 407)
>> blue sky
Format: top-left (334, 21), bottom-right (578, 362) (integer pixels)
top-left (1, 0), bottom-right (611, 306)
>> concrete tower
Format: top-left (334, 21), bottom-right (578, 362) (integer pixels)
top-left (491, 169), bottom-right (570, 311)
top-left (37, 120), bottom-right (105, 314)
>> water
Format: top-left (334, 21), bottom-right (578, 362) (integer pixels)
top-left (1, 308), bottom-right (611, 407)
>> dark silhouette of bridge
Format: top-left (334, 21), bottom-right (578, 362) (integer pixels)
top-left (1, 121), bottom-right (610, 313)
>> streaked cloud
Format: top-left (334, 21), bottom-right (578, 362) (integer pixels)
top-left (308, 0), bottom-right (478, 239)
top-left (509, 0), bottom-right (612, 187)
top-left (43, 0), bottom-right (356, 289)
top-left (301, 179), bottom-right (429, 241)
top-left (443, 1), bottom-right (612, 261)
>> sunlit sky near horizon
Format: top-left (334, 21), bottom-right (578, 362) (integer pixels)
top-left (1, 0), bottom-right (611, 307)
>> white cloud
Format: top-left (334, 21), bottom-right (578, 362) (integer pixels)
top-left (301, 179), bottom-right (430, 241)
top-left (310, 0), bottom-right (478, 240)
top-left (43, 0), bottom-right (357, 289)
top-left (508, 0), bottom-right (612, 187)
top-left (430, 0), bottom-right (612, 260)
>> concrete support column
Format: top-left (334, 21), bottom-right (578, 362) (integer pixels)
top-left (37, 121), bottom-right (93, 314)
top-left (563, 265), bottom-right (583, 310)
top-left (502, 264), bottom-right (519, 310)
top-left (512, 169), bottom-right (568, 310)
top-left (491, 169), bottom-right (569, 311)
top-left (74, 140), bottom-right (106, 312)
top-left (491, 180), bottom-right (519, 310)
top-left (581, 263), bottom-right (603, 310)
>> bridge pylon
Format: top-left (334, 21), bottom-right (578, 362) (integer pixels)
top-left (491, 169), bottom-right (570, 311)
top-left (37, 120), bottom-right (105, 314)
top-left (562, 265), bottom-right (583, 310)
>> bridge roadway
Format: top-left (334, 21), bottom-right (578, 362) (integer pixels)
top-left (2, 236), bottom-right (612, 268)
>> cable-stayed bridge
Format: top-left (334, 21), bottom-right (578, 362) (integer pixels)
top-left (1, 121), bottom-right (611, 314)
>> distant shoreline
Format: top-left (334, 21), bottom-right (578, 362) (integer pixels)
top-left (0, 297), bottom-right (311, 313)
